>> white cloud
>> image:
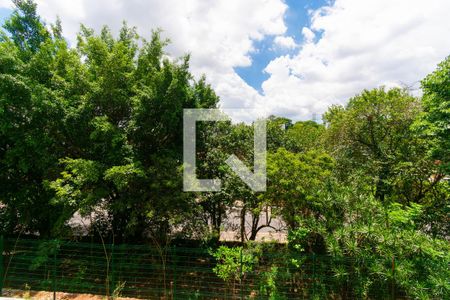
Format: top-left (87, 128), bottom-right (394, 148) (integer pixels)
top-left (273, 35), bottom-right (297, 49)
top-left (30, 0), bottom-right (286, 116)
top-left (0, 0), bottom-right (12, 8)
top-left (301, 27), bottom-right (315, 43)
top-left (261, 0), bottom-right (450, 120)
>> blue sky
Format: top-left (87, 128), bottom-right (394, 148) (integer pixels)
top-left (235, 0), bottom-right (328, 92)
top-left (0, 7), bottom-right (11, 25)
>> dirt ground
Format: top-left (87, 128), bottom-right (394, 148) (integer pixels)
top-left (1, 289), bottom-right (140, 300)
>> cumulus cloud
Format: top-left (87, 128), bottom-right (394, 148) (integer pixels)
top-left (273, 35), bottom-right (297, 49)
top-left (30, 0), bottom-right (286, 118)
top-left (0, 0), bottom-right (12, 8)
top-left (301, 27), bottom-right (315, 43)
top-left (261, 0), bottom-right (450, 120)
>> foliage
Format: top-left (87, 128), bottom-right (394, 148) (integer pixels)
top-left (323, 87), bottom-right (446, 205)
top-left (266, 148), bottom-right (334, 229)
top-left (211, 246), bottom-right (257, 282)
top-left (332, 198), bottom-right (450, 299)
top-left (258, 265), bottom-right (288, 300)
top-left (0, 1), bottom-right (218, 243)
top-left (415, 55), bottom-right (450, 173)
top-left (285, 120), bottom-right (325, 153)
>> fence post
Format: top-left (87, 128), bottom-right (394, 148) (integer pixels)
top-left (172, 246), bottom-right (177, 300)
top-left (110, 243), bottom-right (115, 298)
top-left (240, 247), bottom-right (243, 300)
top-left (53, 239), bottom-right (58, 300)
top-left (312, 253), bottom-right (316, 298)
top-left (0, 235), bottom-right (4, 296)
top-left (391, 256), bottom-right (395, 300)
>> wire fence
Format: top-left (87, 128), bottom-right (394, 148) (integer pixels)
top-left (0, 236), bottom-right (406, 299)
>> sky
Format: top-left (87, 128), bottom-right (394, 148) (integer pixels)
top-left (0, 0), bottom-right (449, 121)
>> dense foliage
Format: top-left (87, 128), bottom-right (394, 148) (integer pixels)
top-left (0, 1), bottom-right (449, 299)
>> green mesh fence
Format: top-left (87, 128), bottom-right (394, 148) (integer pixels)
top-left (0, 237), bottom-right (406, 299)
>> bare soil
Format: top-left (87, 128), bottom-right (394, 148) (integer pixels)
top-left (1, 289), bottom-right (140, 300)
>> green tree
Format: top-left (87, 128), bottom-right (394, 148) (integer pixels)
top-left (49, 26), bottom-right (219, 243)
top-left (285, 120), bottom-right (325, 153)
top-left (0, 0), bottom-right (68, 236)
top-left (415, 56), bottom-right (450, 173)
top-left (0, 1), bottom-right (219, 242)
top-left (266, 148), bottom-right (333, 231)
top-left (323, 87), bottom-right (435, 203)
top-left (324, 179), bottom-right (450, 299)
top-left (3, 0), bottom-right (50, 59)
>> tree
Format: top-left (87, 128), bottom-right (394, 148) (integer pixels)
top-left (266, 148), bottom-right (333, 231)
top-left (195, 120), bottom-right (269, 242)
top-left (48, 26), bottom-right (219, 243)
top-left (266, 115), bottom-right (291, 151)
top-left (0, 1), bottom-right (220, 242)
top-left (0, 0), bottom-right (67, 236)
top-left (416, 56), bottom-right (450, 174)
top-left (285, 120), bottom-right (325, 153)
top-left (3, 0), bottom-right (50, 59)
top-left (323, 87), bottom-right (436, 203)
